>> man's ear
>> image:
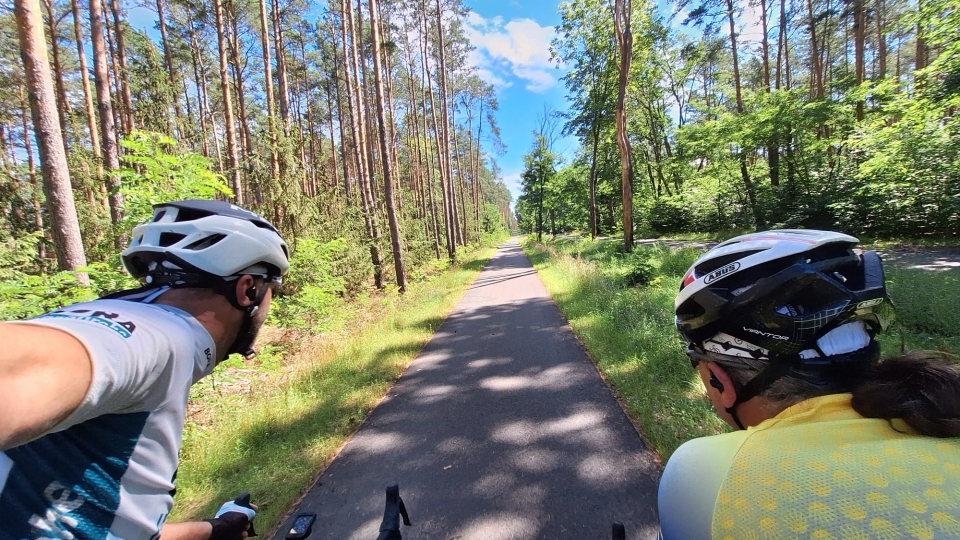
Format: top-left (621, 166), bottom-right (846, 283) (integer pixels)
top-left (706, 363), bottom-right (737, 409)
top-left (234, 275), bottom-right (257, 308)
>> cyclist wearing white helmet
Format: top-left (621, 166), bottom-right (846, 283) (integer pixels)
top-left (0, 200), bottom-right (289, 540)
top-left (658, 229), bottom-right (960, 539)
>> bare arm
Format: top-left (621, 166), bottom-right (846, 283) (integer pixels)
top-left (0, 322), bottom-right (92, 450)
top-left (159, 521), bottom-right (213, 540)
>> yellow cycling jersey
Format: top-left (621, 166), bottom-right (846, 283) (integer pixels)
top-left (659, 394), bottom-right (960, 539)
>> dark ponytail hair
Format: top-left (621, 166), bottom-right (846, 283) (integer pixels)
top-left (851, 352), bottom-right (960, 438)
top-left (719, 351), bottom-right (960, 437)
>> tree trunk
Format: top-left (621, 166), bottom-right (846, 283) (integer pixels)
top-left (435, 0), bottom-right (460, 253)
top-left (72, 0), bottom-right (103, 181)
top-left (614, 0), bottom-right (633, 251)
top-left (368, 0), bottom-right (406, 292)
top-left (272, 0), bottom-right (291, 135)
top-left (259, 0), bottom-right (281, 191)
top-left (16, 0), bottom-right (87, 277)
top-left (89, 0), bottom-right (122, 227)
top-left (155, 0), bottom-right (181, 134)
top-left (41, 0), bottom-right (70, 154)
top-left (724, 0), bottom-right (762, 228)
top-left (875, 0), bottom-right (887, 78)
top-left (212, 0), bottom-right (243, 204)
top-left (228, 6), bottom-right (253, 169)
top-left (19, 91), bottom-right (47, 259)
top-left (760, 0), bottom-right (771, 91)
top-left (853, 0), bottom-right (866, 120)
top-left (421, 1), bottom-right (452, 258)
top-left (343, 0), bottom-right (383, 288)
top-left (108, 0), bottom-right (134, 132)
top-left (588, 111), bottom-right (600, 239)
top-left (915, 0), bottom-right (926, 72)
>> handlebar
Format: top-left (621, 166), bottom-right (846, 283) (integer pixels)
top-left (234, 492), bottom-right (258, 537)
top-left (376, 484), bottom-right (412, 540)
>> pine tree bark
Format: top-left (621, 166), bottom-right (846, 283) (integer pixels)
top-left (259, 0), bottom-right (281, 190)
top-left (72, 0), bottom-right (103, 181)
top-left (19, 90), bottom-right (46, 259)
top-left (434, 0), bottom-right (460, 254)
top-left (368, 0), bottom-right (406, 292)
top-left (271, 0), bottom-right (291, 135)
top-left (227, 5), bottom-right (253, 168)
top-left (343, 0), bottom-right (384, 288)
top-left (212, 0), bottom-right (243, 203)
top-left (89, 0), bottom-right (122, 227)
top-left (16, 0), bottom-right (88, 277)
top-left (421, 2), bottom-right (452, 257)
top-left (41, 0), bottom-right (71, 154)
top-left (875, 0), bottom-right (887, 78)
top-left (108, 0), bottom-right (134, 132)
top-left (155, 0), bottom-right (181, 132)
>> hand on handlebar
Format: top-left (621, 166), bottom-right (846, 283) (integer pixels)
top-left (206, 493), bottom-right (258, 540)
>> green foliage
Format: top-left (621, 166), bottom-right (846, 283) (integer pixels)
top-left (271, 238), bottom-right (347, 329)
top-left (879, 267), bottom-right (960, 353)
top-left (522, 236), bottom-right (726, 459)
top-left (118, 131), bottom-right (234, 232)
top-left (0, 272), bottom-right (96, 320)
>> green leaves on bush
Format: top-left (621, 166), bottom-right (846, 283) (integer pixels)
top-left (271, 238), bottom-right (348, 329)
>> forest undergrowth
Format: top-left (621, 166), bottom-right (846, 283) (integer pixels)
top-left (521, 235), bottom-right (960, 462)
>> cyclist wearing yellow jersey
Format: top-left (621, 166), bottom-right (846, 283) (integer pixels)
top-left (660, 229), bottom-right (960, 539)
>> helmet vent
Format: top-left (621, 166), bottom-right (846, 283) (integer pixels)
top-left (184, 234), bottom-right (226, 251)
top-left (174, 207), bottom-right (215, 222)
top-left (152, 210), bottom-right (167, 222)
top-left (159, 232), bottom-right (187, 246)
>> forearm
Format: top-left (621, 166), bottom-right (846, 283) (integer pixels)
top-left (160, 521), bottom-right (213, 540)
top-left (0, 322), bottom-right (92, 450)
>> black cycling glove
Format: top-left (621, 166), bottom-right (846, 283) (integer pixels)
top-left (205, 500), bottom-right (256, 540)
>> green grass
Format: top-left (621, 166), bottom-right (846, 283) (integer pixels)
top-left (168, 239), bottom-right (504, 532)
top-left (520, 236), bottom-right (728, 460)
top-left (521, 236), bottom-right (960, 463)
top-left (880, 267), bottom-right (960, 355)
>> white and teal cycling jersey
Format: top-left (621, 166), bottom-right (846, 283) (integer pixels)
top-left (0, 295), bottom-right (216, 539)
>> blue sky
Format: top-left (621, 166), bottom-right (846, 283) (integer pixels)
top-left (127, 0), bottom-right (576, 207)
top-left (460, 0), bottom-right (578, 205)
top-left (126, 0), bottom-right (766, 207)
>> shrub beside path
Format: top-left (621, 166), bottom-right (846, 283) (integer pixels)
top-left (271, 238), bottom-right (661, 540)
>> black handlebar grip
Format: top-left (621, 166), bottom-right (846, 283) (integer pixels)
top-left (612, 522), bottom-right (626, 540)
top-left (233, 492), bottom-right (258, 537)
top-left (376, 484), bottom-right (411, 540)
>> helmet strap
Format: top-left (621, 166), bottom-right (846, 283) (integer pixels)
top-left (215, 278), bottom-right (271, 360)
top-left (725, 356), bottom-right (797, 430)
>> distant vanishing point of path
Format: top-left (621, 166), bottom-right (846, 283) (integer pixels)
top-left (272, 238), bottom-right (662, 540)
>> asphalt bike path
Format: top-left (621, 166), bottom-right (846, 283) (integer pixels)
top-left (272, 238), bottom-right (661, 540)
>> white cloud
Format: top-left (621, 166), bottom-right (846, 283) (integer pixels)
top-left (502, 171), bottom-right (523, 199)
top-left (465, 13), bottom-right (559, 93)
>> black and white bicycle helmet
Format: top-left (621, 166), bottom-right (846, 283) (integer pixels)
top-left (676, 229), bottom-right (892, 358)
top-left (122, 199), bottom-right (290, 285)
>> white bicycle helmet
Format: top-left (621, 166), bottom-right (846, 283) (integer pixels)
top-left (675, 230), bottom-right (892, 357)
top-left (122, 200), bottom-right (290, 284)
